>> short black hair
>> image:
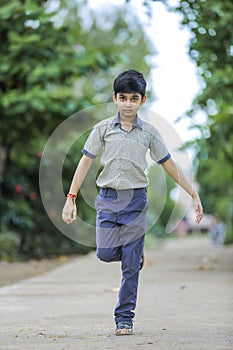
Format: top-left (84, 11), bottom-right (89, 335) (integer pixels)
top-left (113, 69), bottom-right (147, 97)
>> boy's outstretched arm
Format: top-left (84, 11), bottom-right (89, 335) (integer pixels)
top-left (62, 154), bottom-right (94, 224)
top-left (162, 158), bottom-right (203, 224)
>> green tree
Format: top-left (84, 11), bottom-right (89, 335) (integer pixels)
top-left (0, 0), bottom-right (95, 258)
top-left (174, 0), bottom-right (233, 242)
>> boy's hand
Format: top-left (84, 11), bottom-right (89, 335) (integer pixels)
top-left (62, 199), bottom-right (77, 224)
top-left (192, 192), bottom-right (203, 224)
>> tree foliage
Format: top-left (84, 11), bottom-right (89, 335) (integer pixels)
top-left (0, 0), bottom-right (155, 259)
top-left (173, 0), bottom-right (233, 239)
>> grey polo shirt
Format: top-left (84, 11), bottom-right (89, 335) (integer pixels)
top-left (82, 114), bottom-right (171, 190)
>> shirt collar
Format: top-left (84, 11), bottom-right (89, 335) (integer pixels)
top-left (113, 112), bottom-right (143, 129)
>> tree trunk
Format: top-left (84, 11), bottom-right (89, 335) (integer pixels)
top-left (0, 146), bottom-right (7, 184)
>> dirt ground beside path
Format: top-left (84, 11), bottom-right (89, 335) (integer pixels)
top-left (0, 255), bottom-right (72, 287)
top-left (0, 236), bottom-right (233, 350)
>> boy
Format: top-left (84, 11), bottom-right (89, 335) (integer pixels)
top-left (62, 69), bottom-right (203, 335)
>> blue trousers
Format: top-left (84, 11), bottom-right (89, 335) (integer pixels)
top-left (97, 235), bottom-right (144, 325)
top-left (95, 188), bottom-right (147, 325)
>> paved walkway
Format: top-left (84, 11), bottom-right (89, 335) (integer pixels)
top-left (0, 236), bottom-right (232, 350)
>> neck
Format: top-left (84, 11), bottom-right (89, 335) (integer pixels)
top-left (119, 115), bottom-right (136, 131)
top-left (119, 114), bottom-right (137, 124)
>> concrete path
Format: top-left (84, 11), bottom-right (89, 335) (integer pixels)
top-left (0, 236), bottom-right (232, 350)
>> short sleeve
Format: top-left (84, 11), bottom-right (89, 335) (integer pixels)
top-left (149, 128), bottom-right (171, 164)
top-left (82, 125), bottom-right (104, 158)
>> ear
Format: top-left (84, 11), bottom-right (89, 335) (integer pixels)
top-left (141, 95), bottom-right (147, 105)
top-left (113, 94), bottom-right (117, 104)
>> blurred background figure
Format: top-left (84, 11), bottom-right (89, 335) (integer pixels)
top-left (209, 215), bottom-right (226, 247)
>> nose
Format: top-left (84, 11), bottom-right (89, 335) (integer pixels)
top-left (125, 99), bottom-right (131, 107)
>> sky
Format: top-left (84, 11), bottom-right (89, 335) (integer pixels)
top-left (88, 0), bottom-right (202, 143)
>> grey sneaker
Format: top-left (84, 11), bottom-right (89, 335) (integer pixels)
top-left (115, 322), bottom-right (133, 336)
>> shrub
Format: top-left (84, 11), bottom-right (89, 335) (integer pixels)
top-left (0, 231), bottom-right (20, 261)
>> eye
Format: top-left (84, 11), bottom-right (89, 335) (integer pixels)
top-left (132, 97), bottom-right (140, 102)
top-left (119, 96), bottom-right (126, 101)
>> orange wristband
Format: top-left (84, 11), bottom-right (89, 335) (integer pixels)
top-left (66, 193), bottom-right (77, 199)
top-left (66, 194), bottom-right (77, 203)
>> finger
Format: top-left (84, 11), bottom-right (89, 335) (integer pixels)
top-left (195, 206), bottom-right (203, 224)
top-left (62, 212), bottom-right (73, 224)
top-left (72, 208), bottom-right (77, 221)
top-left (66, 217), bottom-right (73, 224)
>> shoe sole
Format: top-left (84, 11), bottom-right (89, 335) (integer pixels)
top-left (115, 328), bottom-right (133, 336)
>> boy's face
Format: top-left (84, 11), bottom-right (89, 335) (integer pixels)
top-left (113, 92), bottom-right (146, 119)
